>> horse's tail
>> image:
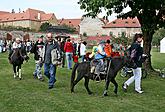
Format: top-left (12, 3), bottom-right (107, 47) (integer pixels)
top-left (71, 63), bottom-right (79, 87)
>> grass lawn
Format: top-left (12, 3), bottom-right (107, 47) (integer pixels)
top-left (0, 49), bottom-right (164, 112)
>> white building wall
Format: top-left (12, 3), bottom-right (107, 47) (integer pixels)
top-left (80, 17), bottom-right (105, 36)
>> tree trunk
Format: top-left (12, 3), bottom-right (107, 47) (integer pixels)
top-left (142, 30), bottom-right (154, 71)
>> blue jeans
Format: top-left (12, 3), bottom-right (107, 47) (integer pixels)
top-left (33, 62), bottom-right (43, 79)
top-left (66, 52), bottom-right (73, 69)
top-left (81, 55), bottom-right (85, 62)
top-left (44, 63), bottom-right (56, 87)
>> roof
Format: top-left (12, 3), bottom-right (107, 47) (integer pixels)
top-left (0, 8), bottom-right (54, 22)
top-left (58, 18), bottom-right (81, 28)
top-left (103, 17), bottom-right (141, 28)
top-left (87, 36), bottom-right (111, 41)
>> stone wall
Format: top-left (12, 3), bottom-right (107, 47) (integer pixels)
top-left (80, 17), bottom-right (105, 36)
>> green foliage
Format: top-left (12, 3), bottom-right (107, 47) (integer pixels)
top-left (83, 32), bottom-right (87, 37)
top-left (60, 24), bottom-right (76, 33)
top-left (78, 0), bottom-right (165, 70)
top-left (0, 52), bottom-right (165, 112)
top-left (0, 25), bottom-right (33, 32)
top-left (153, 28), bottom-right (165, 46)
top-left (40, 22), bottom-right (52, 32)
top-left (111, 32), bottom-right (132, 46)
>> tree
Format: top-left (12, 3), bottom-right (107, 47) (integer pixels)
top-left (78, 0), bottom-right (165, 71)
top-left (153, 28), bottom-right (165, 47)
top-left (40, 22), bottom-right (52, 32)
top-left (60, 24), bottom-right (76, 33)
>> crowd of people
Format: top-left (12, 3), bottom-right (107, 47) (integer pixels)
top-left (6, 32), bottom-right (146, 94)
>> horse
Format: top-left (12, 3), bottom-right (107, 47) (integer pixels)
top-left (9, 47), bottom-right (29, 80)
top-left (71, 55), bottom-right (134, 96)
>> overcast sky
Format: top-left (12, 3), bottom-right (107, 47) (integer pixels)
top-left (0, 0), bottom-right (130, 21)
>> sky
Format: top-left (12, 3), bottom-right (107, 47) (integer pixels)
top-left (0, 0), bottom-right (130, 21)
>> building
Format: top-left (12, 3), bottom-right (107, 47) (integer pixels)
top-left (79, 17), bottom-right (141, 38)
top-left (103, 17), bottom-right (141, 37)
top-left (58, 18), bottom-right (81, 32)
top-left (79, 17), bottom-right (106, 36)
top-left (0, 8), bottom-right (58, 31)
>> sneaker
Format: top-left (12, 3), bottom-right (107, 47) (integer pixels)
top-left (135, 90), bottom-right (144, 94)
top-left (122, 83), bottom-right (128, 92)
top-left (39, 77), bottom-right (44, 81)
top-left (48, 86), bottom-right (54, 89)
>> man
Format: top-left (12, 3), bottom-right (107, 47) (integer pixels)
top-left (31, 36), bottom-right (44, 81)
top-left (43, 33), bottom-right (62, 89)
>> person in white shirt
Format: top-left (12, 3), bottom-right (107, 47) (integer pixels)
top-left (80, 41), bottom-right (87, 62)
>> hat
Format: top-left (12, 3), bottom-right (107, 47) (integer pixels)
top-left (99, 40), bottom-right (105, 44)
top-left (16, 38), bottom-right (21, 41)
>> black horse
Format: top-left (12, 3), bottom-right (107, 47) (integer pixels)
top-left (9, 46), bottom-right (29, 80)
top-left (71, 56), bottom-right (134, 96)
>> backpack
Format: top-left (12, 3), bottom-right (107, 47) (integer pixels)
top-left (51, 47), bottom-right (62, 65)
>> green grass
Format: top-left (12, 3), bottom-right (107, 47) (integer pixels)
top-left (0, 49), bottom-right (164, 112)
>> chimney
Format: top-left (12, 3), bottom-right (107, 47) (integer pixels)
top-left (38, 13), bottom-right (41, 20)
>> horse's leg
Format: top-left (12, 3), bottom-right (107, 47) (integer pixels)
top-left (111, 78), bottom-right (118, 95)
top-left (103, 76), bottom-right (111, 96)
top-left (13, 65), bottom-right (17, 78)
top-left (71, 72), bottom-right (84, 93)
top-left (18, 65), bottom-right (22, 80)
top-left (84, 77), bottom-right (92, 95)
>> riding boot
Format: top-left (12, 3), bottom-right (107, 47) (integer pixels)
top-left (19, 69), bottom-right (22, 80)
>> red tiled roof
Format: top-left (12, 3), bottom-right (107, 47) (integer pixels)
top-left (103, 17), bottom-right (141, 28)
top-left (0, 11), bottom-right (10, 15)
top-left (87, 36), bottom-right (111, 41)
top-left (58, 18), bottom-right (81, 28)
top-left (0, 8), bottom-right (55, 22)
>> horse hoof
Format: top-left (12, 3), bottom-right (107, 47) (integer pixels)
top-left (103, 93), bottom-right (108, 96)
top-left (88, 92), bottom-right (93, 95)
top-left (19, 78), bottom-right (22, 80)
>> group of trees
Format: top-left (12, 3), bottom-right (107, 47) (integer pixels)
top-left (78, 0), bottom-right (165, 71)
top-left (40, 22), bottom-right (76, 33)
top-left (0, 25), bottom-right (34, 32)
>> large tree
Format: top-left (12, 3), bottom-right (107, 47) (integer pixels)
top-left (78, 0), bottom-right (165, 71)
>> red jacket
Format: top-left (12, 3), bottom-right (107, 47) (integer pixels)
top-left (64, 42), bottom-right (74, 53)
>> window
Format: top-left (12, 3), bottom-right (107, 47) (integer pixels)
top-left (109, 32), bottom-right (113, 36)
top-left (113, 21), bottom-right (116, 24)
top-left (125, 21), bottom-right (128, 24)
top-left (132, 21), bottom-right (136, 24)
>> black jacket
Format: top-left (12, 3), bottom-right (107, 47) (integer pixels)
top-left (129, 42), bottom-right (143, 67)
top-left (31, 41), bottom-right (44, 60)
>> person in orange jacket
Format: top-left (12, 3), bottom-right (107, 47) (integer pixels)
top-left (104, 39), bottom-right (112, 58)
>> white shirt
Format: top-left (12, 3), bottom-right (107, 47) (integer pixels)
top-left (80, 43), bottom-right (86, 56)
top-left (12, 42), bottom-right (21, 49)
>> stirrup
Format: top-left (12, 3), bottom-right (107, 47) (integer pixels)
top-left (94, 74), bottom-right (101, 82)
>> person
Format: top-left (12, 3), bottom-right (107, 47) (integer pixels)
top-left (31, 36), bottom-right (44, 81)
top-left (73, 53), bottom-right (79, 63)
top-left (122, 33), bottom-right (145, 94)
top-left (42, 33), bottom-right (62, 89)
top-left (59, 38), bottom-right (66, 68)
top-left (104, 39), bottom-right (112, 58)
top-left (94, 40), bottom-right (106, 75)
top-left (80, 41), bottom-right (87, 62)
top-left (64, 38), bottom-right (74, 69)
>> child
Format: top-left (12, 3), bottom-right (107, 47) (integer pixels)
top-left (73, 54), bottom-right (79, 63)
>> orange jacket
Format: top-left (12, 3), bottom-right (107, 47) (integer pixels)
top-left (104, 43), bottom-right (112, 57)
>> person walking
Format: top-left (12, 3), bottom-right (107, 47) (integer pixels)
top-left (42, 33), bottom-right (62, 89)
top-left (64, 38), bottom-right (74, 69)
top-left (122, 33), bottom-right (144, 94)
top-left (31, 36), bottom-right (44, 81)
top-left (80, 41), bottom-right (87, 62)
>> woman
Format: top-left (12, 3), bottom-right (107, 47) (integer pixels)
top-left (122, 33), bottom-right (144, 94)
top-left (64, 39), bottom-right (74, 69)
